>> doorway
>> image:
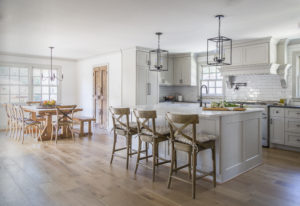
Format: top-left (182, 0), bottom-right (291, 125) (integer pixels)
top-left (93, 66), bottom-right (108, 129)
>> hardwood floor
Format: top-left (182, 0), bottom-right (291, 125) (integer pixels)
top-left (0, 130), bottom-right (300, 206)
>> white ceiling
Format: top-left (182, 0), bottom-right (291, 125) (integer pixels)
top-left (0, 0), bottom-right (300, 60)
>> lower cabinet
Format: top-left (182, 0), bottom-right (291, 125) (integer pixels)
top-left (270, 107), bottom-right (300, 149)
top-left (270, 117), bottom-right (285, 144)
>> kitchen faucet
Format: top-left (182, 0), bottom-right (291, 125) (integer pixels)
top-left (199, 85), bottom-right (208, 107)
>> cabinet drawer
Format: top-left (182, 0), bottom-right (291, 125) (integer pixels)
top-left (285, 118), bottom-right (300, 133)
top-left (270, 108), bottom-right (284, 117)
top-left (285, 132), bottom-right (300, 148)
top-left (285, 108), bottom-right (300, 119)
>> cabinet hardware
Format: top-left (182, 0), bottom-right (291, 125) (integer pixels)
top-left (147, 83), bottom-right (151, 95)
top-left (276, 111), bottom-right (279, 114)
top-left (297, 125), bottom-right (300, 127)
top-left (297, 139), bottom-right (300, 142)
top-left (297, 113), bottom-right (300, 115)
top-left (262, 117), bottom-right (267, 119)
top-left (270, 118), bottom-right (273, 124)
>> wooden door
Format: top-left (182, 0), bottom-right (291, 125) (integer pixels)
top-left (93, 66), bottom-right (108, 128)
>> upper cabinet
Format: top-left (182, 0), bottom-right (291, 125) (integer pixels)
top-left (172, 54), bottom-right (197, 86)
top-left (159, 57), bottom-right (173, 85)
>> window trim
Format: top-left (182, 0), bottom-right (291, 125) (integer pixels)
top-left (0, 62), bottom-right (62, 104)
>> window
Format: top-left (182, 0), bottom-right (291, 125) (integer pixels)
top-left (0, 64), bottom-right (61, 104)
top-left (200, 66), bottom-right (223, 96)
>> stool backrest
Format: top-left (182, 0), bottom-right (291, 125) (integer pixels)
top-left (166, 113), bottom-right (199, 144)
top-left (109, 107), bottom-right (130, 131)
top-left (133, 109), bottom-right (158, 136)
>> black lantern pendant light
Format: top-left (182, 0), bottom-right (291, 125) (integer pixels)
top-left (207, 15), bottom-right (232, 66)
top-left (42, 47), bottom-right (63, 82)
top-left (149, 32), bottom-right (168, 72)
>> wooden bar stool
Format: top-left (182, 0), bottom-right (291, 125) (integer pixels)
top-left (133, 109), bottom-right (171, 182)
top-left (166, 112), bottom-right (217, 199)
top-left (109, 107), bottom-right (138, 169)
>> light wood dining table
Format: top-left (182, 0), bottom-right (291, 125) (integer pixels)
top-left (23, 106), bottom-right (83, 141)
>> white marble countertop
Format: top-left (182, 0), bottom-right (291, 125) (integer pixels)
top-left (134, 103), bottom-right (264, 117)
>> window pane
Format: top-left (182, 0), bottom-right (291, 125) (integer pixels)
top-left (202, 67), bottom-right (209, 73)
top-left (42, 70), bottom-right (49, 77)
top-left (10, 76), bottom-right (19, 84)
top-left (217, 72), bottom-right (222, 79)
top-left (42, 94), bottom-right (49, 101)
top-left (33, 69), bottom-right (41, 76)
top-left (216, 88), bottom-right (222, 94)
top-left (20, 76), bottom-right (28, 85)
top-left (202, 88), bottom-right (207, 94)
top-left (20, 86), bottom-right (28, 95)
top-left (33, 94), bottom-right (41, 101)
top-left (50, 86), bottom-right (57, 94)
top-left (10, 95), bottom-right (19, 103)
top-left (42, 86), bottom-right (49, 94)
top-left (210, 67), bottom-right (216, 73)
top-left (50, 95), bottom-right (57, 101)
top-left (20, 68), bottom-right (28, 76)
top-left (0, 95), bottom-right (9, 103)
top-left (0, 85), bottom-right (9, 94)
top-left (10, 86), bottom-right (19, 94)
top-left (209, 73), bottom-right (216, 79)
top-left (42, 77), bottom-right (49, 85)
top-left (0, 67), bottom-right (9, 76)
top-left (10, 67), bottom-right (19, 76)
top-left (203, 74), bottom-right (210, 80)
top-left (216, 80), bottom-right (222, 87)
top-left (33, 76), bottom-right (41, 85)
top-left (20, 96), bottom-right (28, 103)
top-left (50, 78), bottom-right (57, 86)
top-left (209, 81), bottom-right (215, 87)
top-left (33, 86), bottom-right (41, 94)
top-left (209, 88), bottom-right (215, 94)
top-left (0, 76), bottom-right (9, 84)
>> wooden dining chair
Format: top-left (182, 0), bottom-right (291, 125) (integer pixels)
top-left (51, 105), bottom-right (77, 144)
top-left (133, 109), bottom-right (171, 181)
top-left (166, 112), bottom-right (217, 199)
top-left (109, 107), bottom-right (138, 169)
top-left (18, 105), bottom-right (43, 144)
top-left (4, 104), bottom-right (11, 136)
top-left (26, 101), bottom-right (46, 125)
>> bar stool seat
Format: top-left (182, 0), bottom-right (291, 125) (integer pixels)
top-left (141, 126), bottom-right (170, 136)
top-left (175, 130), bottom-right (216, 145)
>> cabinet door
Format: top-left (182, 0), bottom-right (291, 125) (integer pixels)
top-left (270, 117), bottom-right (285, 144)
top-left (173, 57), bottom-right (183, 85)
top-left (243, 43), bottom-right (269, 65)
top-left (147, 71), bottom-right (158, 105)
top-left (224, 46), bottom-right (243, 66)
top-left (159, 57), bottom-right (173, 85)
top-left (136, 51), bottom-right (149, 67)
top-left (136, 67), bottom-right (147, 105)
top-left (181, 57), bottom-right (191, 85)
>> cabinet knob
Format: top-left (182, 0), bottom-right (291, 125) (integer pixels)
top-left (297, 139), bottom-right (300, 142)
top-left (276, 111), bottom-right (279, 114)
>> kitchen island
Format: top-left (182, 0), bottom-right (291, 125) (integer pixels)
top-left (135, 103), bottom-right (264, 183)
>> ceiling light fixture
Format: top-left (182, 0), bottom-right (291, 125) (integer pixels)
top-left (149, 32), bottom-right (168, 72)
top-left (207, 15), bottom-right (232, 66)
top-left (42, 47), bottom-right (63, 82)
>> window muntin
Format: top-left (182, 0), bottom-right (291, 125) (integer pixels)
top-left (200, 66), bottom-right (223, 96)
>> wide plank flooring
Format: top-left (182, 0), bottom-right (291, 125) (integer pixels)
top-left (0, 130), bottom-right (300, 206)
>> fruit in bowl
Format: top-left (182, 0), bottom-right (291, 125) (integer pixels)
top-left (42, 100), bottom-right (56, 106)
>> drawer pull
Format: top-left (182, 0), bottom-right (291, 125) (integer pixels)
top-left (297, 125), bottom-right (300, 127)
top-left (276, 111), bottom-right (279, 114)
top-left (297, 139), bottom-right (300, 142)
top-left (296, 112), bottom-right (300, 115)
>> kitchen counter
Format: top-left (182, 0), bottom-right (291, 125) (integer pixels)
top-left (269, 105), bottom-right (300, 109)
top-left (134, 104), bottom-right (263, 183)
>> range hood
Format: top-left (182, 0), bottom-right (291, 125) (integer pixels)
top-left (218, 37), bottom-right (291, 88)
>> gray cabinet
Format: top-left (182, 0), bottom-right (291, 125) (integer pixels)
top-left (270, 116), bottom-right (285, 144)
top-left (173, 54), bottom-right (197, 86)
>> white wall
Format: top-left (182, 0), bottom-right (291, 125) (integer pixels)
top-left (76, 51), bottom-right (122, 124)
top-left (0, 53), bottom-right (78, 129)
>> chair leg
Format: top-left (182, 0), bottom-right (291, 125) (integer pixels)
top-left (152, 139), bottom-right (157, 182)
top-left (55, 126), bottom-right (59, 144)
top-left (212, 142), bottom-right (216, 187)
top-left (70, 126), bottom-right (75, 142)
top-left (156, 143), bottom-right (159, 168)
top-left (188, 152), bottom-right (192, 179)
top-left (167, 142), bottom-right (175, 189)
top-left (174, 150), bottom-right (178, 174)
top-left (21, 126), bottom-right (25, 144)
top-left (135, 137), bottom-right (142, 174)
top-left (126, 135), bottom-right (131, 169)
top-left (192, 149), bottom-right (197, 199)
top-left (110, 133), bottom-right (117, 165)
top-left (145, 142), bottom-right (148, 162)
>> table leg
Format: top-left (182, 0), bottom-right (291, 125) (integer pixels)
top-left (40, 114), bottom-right (52, 141)
top-left (88, 121), bottom-right (92, 135)
top-left (80, 121), bottom-right (84, 137)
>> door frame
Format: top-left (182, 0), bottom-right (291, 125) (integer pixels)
top-left (93, 64), bottom-right (109, 129)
